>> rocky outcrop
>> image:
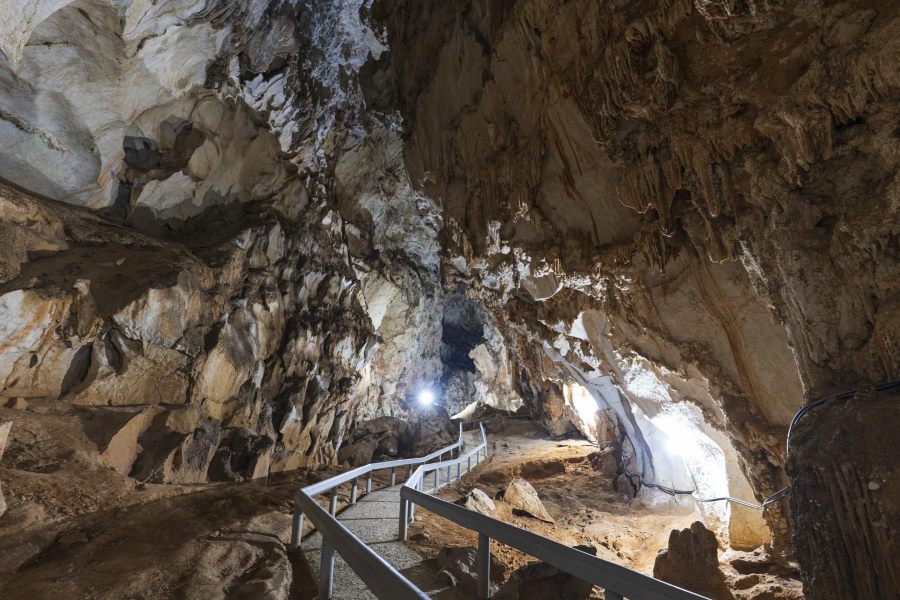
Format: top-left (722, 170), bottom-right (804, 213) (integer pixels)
top-left (434, 545), bottom-right (506, 594)
top-left (0, 175), bottom-right (376, 482)
top-left (498, 544), bottom-right (597, 600)
top-left (655, 522), bottom-right (733, 600)
top-left (787, 385), bottom-right (900, 599)
top-left (0, 0), bottom-right (447, 492)
top-left (0, 421), bottom-right (10, 517)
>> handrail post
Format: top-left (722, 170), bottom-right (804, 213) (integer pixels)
top-left (329, 488), bottom-right (339, 515)
top-left (351, 479), bottom-right (358, 504)
top-left (477, 533), bottom-right (491, 599)
top-left (456, 462), bottom-right (461, 481)
top-left (366, 472), bottom-right (372, 494)
top-left (290, 507), bottom-right (304, 548)
top-left (399, 496), bottom-right (409, 540)
top-left (467, 455), bottom-right (471, 473)
top-left (391, 467), bottom-right (396, 486)
top-left (319, 538), bottom-right (335, 599)
top-left (408, 464), bottom-right (413, 479)
top-left (435, 466), bottom-right (441, 490)
top-left (446, 463), bottom-right (451, 483)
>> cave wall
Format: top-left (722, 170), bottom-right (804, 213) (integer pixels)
top-left (377, 0), bottom-right (900, 573)
top-left (0, 0), bottom-right (448, 492)
top-left (1, 0), bottom-right (898, 594)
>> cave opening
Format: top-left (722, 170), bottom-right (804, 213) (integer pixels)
top-left (439, 290), bottom-right (489, 415)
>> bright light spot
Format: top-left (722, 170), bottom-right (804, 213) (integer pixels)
top-left (418, 389), bottom-right (434, 406)
top-left (563, 382), bottom-right (600, 442)
top-left (651, 410), bottom-right (729, 521)
top-left (663, 434), bottom-right (683, 458)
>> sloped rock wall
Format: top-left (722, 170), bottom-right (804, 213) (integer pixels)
top-left (0, 0), bottom-right (446, 488)
top-left (378, 0), bottom-right (900, 590)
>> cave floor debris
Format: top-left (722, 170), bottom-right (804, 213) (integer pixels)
top-left (408, 421), bottom-right (803, 600)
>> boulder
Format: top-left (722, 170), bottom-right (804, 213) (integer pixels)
top-left (498, 544), bottom-right (597, 599)
top-left (337, 438), bottom-right (378, 466)
top-left (208, 428), bottom-right (274, 481)
top-left (504, 479), bottom-right (553, 523)
top-left (123, 136), bottom-right (161, 171)
top-left (653, 521), bottom-right (733, 600)
top-left (376, 435), bottom-right (399, 457)
top-left (463, 488), bottom-right (496, 516)
top-left (434, 546), bottom-right (505, 593)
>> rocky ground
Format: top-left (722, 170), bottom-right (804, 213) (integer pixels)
top-left (408, 420), bottom-right (803, 599)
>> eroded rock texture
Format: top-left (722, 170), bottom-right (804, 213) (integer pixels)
top-left (0, 0), bottom-right (898, 597)
top-left (0, 0), bottom-right (451, 493)
top-left (375, 0), bottom-right (899, 592)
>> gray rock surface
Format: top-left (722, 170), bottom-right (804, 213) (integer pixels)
top-left (463, 488), bottom-right (496, 516)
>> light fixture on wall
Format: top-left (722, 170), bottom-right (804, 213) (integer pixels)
top-left (417, 389), bottom-right (435, 406)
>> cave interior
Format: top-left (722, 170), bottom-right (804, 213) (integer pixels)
top-left (0, 1), bottom-right (898, 599)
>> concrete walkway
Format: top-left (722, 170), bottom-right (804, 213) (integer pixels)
top-left (300, 433), bottom-right (484, 599)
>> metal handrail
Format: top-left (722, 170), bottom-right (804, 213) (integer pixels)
top-left (399, 423), bottom-right (489, 538)
top-left (294, 420), bottom-right (705, 600)
top-left (291, 422), bottom-right (479, 599)
top-left (399, 424), bottom-right (710, 600)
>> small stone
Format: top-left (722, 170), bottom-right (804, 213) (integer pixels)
top-left (868, 481), bottom-right (880, 491)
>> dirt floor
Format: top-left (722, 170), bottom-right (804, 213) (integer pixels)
top-left (0, 401), bottom-right (383, 600)
top-left (0, 409), bottom-right (802, 599)
top-left (408, 420), bottom-right (695, 573)
top-left (408, 419), bottom-right (803, 600)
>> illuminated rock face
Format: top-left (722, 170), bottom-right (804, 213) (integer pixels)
top-left (378, 0), bottom-right (899, 593)
top-left (1, 1), bottom-right (898, 596)
top-left (0, 0), bottom-right (444, 484)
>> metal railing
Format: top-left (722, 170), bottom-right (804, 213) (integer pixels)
top-left (400, 424), bottom-right (709, 600)
top-left (291, 422), bottom-right (486, 599)
top-left (294, 420), bottom-right (707, 600)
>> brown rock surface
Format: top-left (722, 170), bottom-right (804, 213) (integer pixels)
top-left (655, 521), bottom-right (734, 600)
top-left (0, 0), bottom-right (897, 597)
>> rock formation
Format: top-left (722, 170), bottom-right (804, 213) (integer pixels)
top-left (504, 478), bottom-right (555, 523)
top-left (655, 521), bottom-right (733, 600)
top-left (0, 0), bottom-right (898, 598)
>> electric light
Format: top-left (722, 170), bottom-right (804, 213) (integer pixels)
top-left (418, 389), bottom-right (435, 406)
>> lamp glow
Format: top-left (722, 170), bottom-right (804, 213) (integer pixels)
top-left (418, 389), bottom-right (435, 406)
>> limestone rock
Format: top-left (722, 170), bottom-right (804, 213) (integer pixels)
top-left (433, 546), bottom-right (505, 593)
top-left (0, 420), bottom-right (10, 517)
top-left (337, 438), bottom-right (379, 467)
top-left (654, 522), bottom-right (733, 600)
top-left (463, 488), bottom-right (496, 516)
top-left (497, 544), bottom-right (597, 599)
top-left (504, 479), bottom-right (554, 523)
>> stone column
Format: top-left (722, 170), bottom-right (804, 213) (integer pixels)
top-left (787, 386), bottom-right (900, 598)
